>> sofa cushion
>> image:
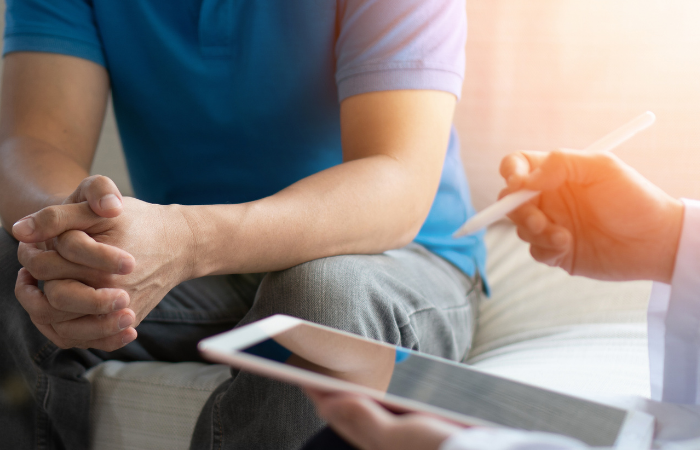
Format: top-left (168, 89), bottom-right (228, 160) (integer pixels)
top-left (86, 361), bottom-right (230, 450)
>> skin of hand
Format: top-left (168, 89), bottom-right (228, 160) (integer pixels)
top-left (499, 149), bottom-right (684, 283)
top-left (13, 183), bottom-right (196, 351)
top-left (12, 175), bottom-right (142, 351)
top-left (306, 389), bottom-right (464, 450)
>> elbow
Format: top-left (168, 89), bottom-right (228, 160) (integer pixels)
top-left (389, 209), bottom-right (430, 250)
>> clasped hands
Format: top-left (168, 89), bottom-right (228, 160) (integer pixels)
top-left (13, 176), bottom-right (195, 352)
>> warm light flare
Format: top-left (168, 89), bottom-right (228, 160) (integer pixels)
top-left (457, 0), bottom-right (700, 210)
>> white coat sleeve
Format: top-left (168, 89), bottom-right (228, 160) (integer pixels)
top-left (439, 428), bottom-right (588, 450)
top-left (648, 198), bottom-right (700, 404)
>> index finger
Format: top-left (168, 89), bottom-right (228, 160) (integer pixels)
top-left (54, 230), bottom-right (135, 275)
top-left (12, 202), bottom-right (102, 243)
top-left (44, 279), bottom-right (130, 315)
top-left (499, 151), bottom-right (548, 190)
top-left (15, 268), bottom-right (83, 324)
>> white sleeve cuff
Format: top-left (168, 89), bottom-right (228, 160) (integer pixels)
top-left (439, 428), bottom-right (588, 450)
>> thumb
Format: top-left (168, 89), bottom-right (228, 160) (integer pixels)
top-left (64, 175), bottom-right (124, 218)
top-left (316, 394), bottom-right (392, 449)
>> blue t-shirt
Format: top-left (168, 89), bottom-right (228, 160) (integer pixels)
top-left (4, 0), bottom-right (487, 284)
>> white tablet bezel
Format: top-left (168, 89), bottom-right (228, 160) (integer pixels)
top-left (198, 314), bottom-right (497, 428)
top-left (198, 315), bottom-right (653, 448)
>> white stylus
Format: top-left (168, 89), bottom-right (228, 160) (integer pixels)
top-left (453, 111), bottom-right (656, 238)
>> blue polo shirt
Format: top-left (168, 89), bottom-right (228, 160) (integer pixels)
top-left (4, 0), bottom-right (487, 285)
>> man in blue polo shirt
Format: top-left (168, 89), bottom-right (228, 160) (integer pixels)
top-left (0, 1), bottom-right (486, 448)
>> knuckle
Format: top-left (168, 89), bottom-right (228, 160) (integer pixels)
top-left (37, 206), bottom-right (64, 233)
top-left (82, 174), bottom-right (101, 185)
top-left (92, 175), bottom-right (113, 190)
top-left (99, 316), bottom-right (113, 338)
top-left (94, 273), bottom-right (117, 288)
top-left (57, 233), bottom-right (81, 261)
top-left (31, 309), bottom-right (53, 326)
top-left (28, 260), bottom-right (50, 281)
top-left (549, 149), bottom-right (568, 166)
top-left (45, 288), bottom-right (68, 311)
top-left (50, 322), bottom-right (70, 339)
top-left (16, 244), bottom-right (31, 266)
top-left (13, 278), bottom-right (28, 302)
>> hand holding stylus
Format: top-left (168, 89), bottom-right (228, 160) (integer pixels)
top-left (497, 148), bottom-right (684, 283)
top-left (454, 112), bottom-right (657, 237)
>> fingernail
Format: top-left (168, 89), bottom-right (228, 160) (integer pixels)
top-left (118, 314), bottom-right (134, 330)
top-left (112, 293), bottom-right (129, 311)
top-left (100, 194), bottom-right (122, 211)
top-left (12, 217), bottom-right (35, 237)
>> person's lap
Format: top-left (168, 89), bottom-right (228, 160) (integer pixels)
top-left (0, 228), bottom-right (480, 450)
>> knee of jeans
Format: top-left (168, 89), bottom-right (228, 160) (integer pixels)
top-left (253, 255), bottom-right (405, 341)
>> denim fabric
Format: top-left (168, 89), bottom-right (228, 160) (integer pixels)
top-left (0, 228), bottom-right (480, 450)
top-left (302, 427), bottom-right (358, 450)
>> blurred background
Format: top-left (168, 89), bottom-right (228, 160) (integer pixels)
top-left (459, 0), bottom-right (700, 209)
top-left (0, 0), bottom-right (698, 210)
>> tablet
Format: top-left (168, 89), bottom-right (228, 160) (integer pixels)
top-left (198, 315), bottom-right (653, 449)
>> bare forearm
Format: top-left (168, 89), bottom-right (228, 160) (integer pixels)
top-left (184, 154), bottom-right (438, 277)
top-left (0, 136), bottom-right (88, 231)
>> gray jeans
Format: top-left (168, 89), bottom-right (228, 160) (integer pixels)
top-left (0, 229), bottom-right (481, 450)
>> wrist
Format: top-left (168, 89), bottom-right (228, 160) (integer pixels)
top-left (165, 204), bottom-right (203, 282)
top-left (174, 203), bottom-right (249, 279)
top-left (656, 198), bottom-right (684, 284)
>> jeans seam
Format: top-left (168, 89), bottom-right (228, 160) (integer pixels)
top-left (397, 321), bottom-right (419, 350)
top-left (35, 372), bottom-right (49, 450)
top-left (214, 392), bottom-right (224, 450)
top-left (32, 340), bottom-right (55, 365)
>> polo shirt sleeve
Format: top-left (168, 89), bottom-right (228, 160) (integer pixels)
top-left (3, 0), bottom-right (106, 67)
top-left (335, 0), bottom-right (466, 102)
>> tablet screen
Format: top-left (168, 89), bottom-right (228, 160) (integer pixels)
top-left (240, 322), bottom-right (626, 447)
